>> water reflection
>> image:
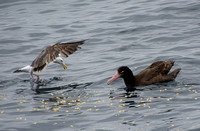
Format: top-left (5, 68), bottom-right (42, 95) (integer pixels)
top-left (28, 76), bottom-right (92, 94)
top-left (30, 77), bottom-right (64, 90)
top-left (34, 82), bottom-right (92, 94)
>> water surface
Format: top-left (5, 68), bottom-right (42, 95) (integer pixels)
top-left (0, 0), bottom-right (200, 130)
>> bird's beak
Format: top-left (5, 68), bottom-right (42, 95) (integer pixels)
top-left (62, 63), bottom-right (67, 69)
top-left (107, 72), bottom-right (120, 85)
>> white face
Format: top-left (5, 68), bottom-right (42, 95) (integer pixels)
top-left (54, 57), bottom-right (64, 64)
top-left (54, 57), bottom-right (67, 69)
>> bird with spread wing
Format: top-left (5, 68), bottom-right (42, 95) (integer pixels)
top-left (14, 40), bottom-right (85, 82)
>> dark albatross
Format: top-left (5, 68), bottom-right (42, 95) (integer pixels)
top-left (107, 61), bottom-right (181, 88)
top-left (14, 40), bottom-right (85, 82)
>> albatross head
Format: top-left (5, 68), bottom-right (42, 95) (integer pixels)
top-left (54, 57), bottom-right (67, 69)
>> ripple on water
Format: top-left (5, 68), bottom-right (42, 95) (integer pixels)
top-left (0, 0), bottom-right (200, 130)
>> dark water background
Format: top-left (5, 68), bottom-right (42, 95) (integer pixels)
top-left (1, 0), bottom-right (200, 130)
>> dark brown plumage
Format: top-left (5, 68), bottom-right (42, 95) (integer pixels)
top-left (107, 61), bottom-right (181, 88)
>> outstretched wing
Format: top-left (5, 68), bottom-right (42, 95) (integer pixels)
top-left (53, 40), bottom-right (85, 57)
top-left (31, 40), bottom-right (85, 72)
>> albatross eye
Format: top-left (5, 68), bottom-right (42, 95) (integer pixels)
top-left (120, 71), bottom-right (124, 74)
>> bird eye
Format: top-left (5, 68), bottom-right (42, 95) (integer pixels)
top-left (120, 71), bottom-right (124, 74)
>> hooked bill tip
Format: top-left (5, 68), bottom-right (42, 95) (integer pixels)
top-left (107, 80), bottom-right (111, 85)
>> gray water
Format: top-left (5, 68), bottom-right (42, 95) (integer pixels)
top-left (1, 0), bottom-right (200, 130)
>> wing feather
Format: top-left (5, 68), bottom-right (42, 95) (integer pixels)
top-left (31, 40), bottom-right (85, 72)
top-left (53, 40), bottom-right (85, 57)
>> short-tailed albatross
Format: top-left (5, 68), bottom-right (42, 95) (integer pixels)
top-left (14, 40), bottom-right (85, 82)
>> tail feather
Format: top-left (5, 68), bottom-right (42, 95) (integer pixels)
top-left (169, 68), bottom-right (181, 80)
top-left (13, 65), bottom-right (33, 73)
top-left (13, 69), bottom-right (22, 73)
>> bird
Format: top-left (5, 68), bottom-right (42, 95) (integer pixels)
top-left (107, 61), bottom-right (181, 88)
top-left (13, 40), bottom-right (85, 82)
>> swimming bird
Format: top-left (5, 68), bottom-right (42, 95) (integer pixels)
top-left (14, 40), bottom-right (85, 82)
top-left (107, 61), bottom-right (181, 88)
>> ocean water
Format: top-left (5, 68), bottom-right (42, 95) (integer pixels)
top-left (0, 0), bottom-right (200, 130)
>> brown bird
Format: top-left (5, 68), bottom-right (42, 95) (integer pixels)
top-left (14, 40), bottom-right (85, 82)
top-left (107, 61), bottom-right (181, 88)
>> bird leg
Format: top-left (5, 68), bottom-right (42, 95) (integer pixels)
top-left (33, 73), bottom-right (40, 83)
top-left (30, 72), bottom-right (40, 83)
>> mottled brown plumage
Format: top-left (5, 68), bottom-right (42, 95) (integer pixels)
top-left (14, 40), bottom-right (85, 83)
top-left (107, 61), bottom-right (181, 88)
top-left (31, 40), bottom-right (85, 72)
